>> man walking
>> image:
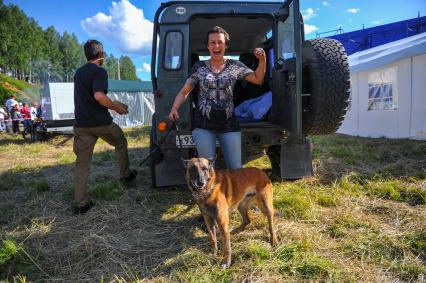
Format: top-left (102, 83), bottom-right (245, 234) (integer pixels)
top-left (73, 39), bottom-right (137, 215)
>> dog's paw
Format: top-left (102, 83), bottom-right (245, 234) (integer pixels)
top-left (221, 262), bottom-right (230, 270)
top-left (220, 259), bottom-right (231, 270)
top-left (209, 251), bottom-right (217, 257)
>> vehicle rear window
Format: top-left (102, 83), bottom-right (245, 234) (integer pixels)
top-left (164, 31), bottom-right (183, 70)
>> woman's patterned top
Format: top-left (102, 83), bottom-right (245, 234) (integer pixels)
top-left (186, 59), bottom-right (253, 132)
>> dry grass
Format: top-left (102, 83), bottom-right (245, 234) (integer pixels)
top-left (0, 129), bottom-right (425, 282)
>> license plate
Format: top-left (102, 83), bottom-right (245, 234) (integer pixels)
top-left (176, 135), bottom-right (195, 147)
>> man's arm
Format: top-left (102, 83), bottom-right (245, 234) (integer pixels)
top-left (94, 91), bottom-right (128, 115)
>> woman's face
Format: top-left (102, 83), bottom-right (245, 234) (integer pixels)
top-left (207, 32), bottom-right (226, 61)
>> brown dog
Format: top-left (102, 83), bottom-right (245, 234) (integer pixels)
top-left (183, 157), bottom-right (277, 269)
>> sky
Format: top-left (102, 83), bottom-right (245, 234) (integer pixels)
top-left (5, 0), bottom-right (426, 81)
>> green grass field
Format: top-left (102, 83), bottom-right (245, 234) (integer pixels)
top-left (0, 128), bottom-right (425, 282)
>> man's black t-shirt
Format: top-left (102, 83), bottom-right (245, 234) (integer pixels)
top-left (74, 63), bottom-right (112, 127)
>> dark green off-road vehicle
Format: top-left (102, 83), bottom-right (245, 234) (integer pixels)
top-left (150, 0), bottom-right (350, 187)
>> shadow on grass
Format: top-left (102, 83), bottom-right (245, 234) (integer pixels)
top-left (0, 145), bottom-right (210, 281)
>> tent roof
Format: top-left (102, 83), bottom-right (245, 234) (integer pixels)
top-left (108, 80), bottom-right (153, 92)
top-left (348, 32), bottom-right (426, 72)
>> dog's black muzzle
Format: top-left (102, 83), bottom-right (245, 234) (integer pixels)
top-left (191, 179), bottom-right (207, 190)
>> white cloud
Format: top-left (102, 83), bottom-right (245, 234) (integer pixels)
top-left (302, 8), bottom-right (316, 21)
top-left (304, 24), bottom-right (319, 35)
top-left (81, 0), bottom-right (153, 55)
top-left (137, 62), bottom-right (151, 72)
top-left (322, 1), bottom-right (330, 7)
top-left (371, 20), bottom-right (382, 25)
top-left (346, 8), bottom-right (359, 14)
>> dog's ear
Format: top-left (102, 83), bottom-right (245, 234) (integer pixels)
top-left (208, 156), bottom-right (216, 169)
top-left (181, 158), bottom-right (189, 169)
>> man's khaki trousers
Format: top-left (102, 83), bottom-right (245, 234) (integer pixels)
top-left (73, 123), bottom-right (131, 206)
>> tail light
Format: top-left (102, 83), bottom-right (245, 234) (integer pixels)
top-left (157, 121), bottom-right (168, 132)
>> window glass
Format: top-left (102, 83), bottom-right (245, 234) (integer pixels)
top-left (367, 66), bottom-right (398, 111)
top-left (368, 83), bottom-right (396, 110)
top-left (277, 2), bottom-right (295, 60)
top-left (164, 32), bottom-right (182, 70)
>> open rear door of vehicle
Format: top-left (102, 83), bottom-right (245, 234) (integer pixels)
top-left (270, 0), bottom-right (313, 179)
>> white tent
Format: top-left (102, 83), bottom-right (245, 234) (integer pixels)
top-left (338, 32), bottom-right (426, 140)
top-left (40, 80), bottom-right (154, 132)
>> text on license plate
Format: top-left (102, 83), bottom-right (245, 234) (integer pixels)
top-left (176, 135), bottom-right (195, 147)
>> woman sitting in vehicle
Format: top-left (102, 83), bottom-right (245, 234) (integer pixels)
top-left (168, 26), bottom-right (266, 169)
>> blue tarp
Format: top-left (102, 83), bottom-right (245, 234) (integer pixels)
top-left (235, 91), bottom-right (272, 122)
top-left (329, 16), bottom-right (426, 55)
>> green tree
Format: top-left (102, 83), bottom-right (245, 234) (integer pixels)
top-left (104, 53), bottom-right (118, 80)
top-left (42, 26), bottom-right (63, 82)
top-left (0, 0), bottom-right (10, 71)
top-left (0, 4), bottom-right (30, 78)
top-left (28, 18), bottom-right (46, 83)
top-left (119, 55), bottom-right (138, 81)
top-left (60, 32), bottom-right (85, 82)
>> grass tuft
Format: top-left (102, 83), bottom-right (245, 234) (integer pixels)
top-left (314, 192), bottom-right (340, 207)
top-left (341, 232), bottom-right (405, 261)
top-left (0, 239), bottom-right (20, 265)
top-left (390, 261), bottom-right (426, 282)
top-left (404, 231), bottom-right (426, 260)
top-left (28, 177), bottom-right (50, 194)
top-left (274, 193), bottom-right (313, 219)
top-left (245, 242), bottom-right (270, 263)
top-left (325, 214), bottom-right (371, 239)
top-left (89, 179), bottom-right (124, 201)
top-left (294, 254), bottom-right (335, 279)
top-left (365, 179), bottom-right (426, 205)
top-left (275, 243), bottom-right (338, 280)
top-left (273, 183), bottom-right (314, 219)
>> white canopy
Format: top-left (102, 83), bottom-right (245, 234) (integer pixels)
top-left (348, 32), bottom-right (426, 72)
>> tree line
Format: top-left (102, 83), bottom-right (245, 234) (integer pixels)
top-left (0, 0), bottom-right (139, 84)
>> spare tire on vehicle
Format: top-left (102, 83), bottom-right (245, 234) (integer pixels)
top-left (301, 38), bottom-right (351, 135)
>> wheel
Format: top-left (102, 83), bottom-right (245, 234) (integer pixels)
top-left (22, 124), bottom-right (34, 142)
top-left (301, 38), bottom-right (351, 135)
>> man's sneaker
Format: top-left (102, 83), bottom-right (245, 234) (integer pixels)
top-left (120, 169), bottom-right (138, 185)
top-left (73, 200), bottom-right (95, 215)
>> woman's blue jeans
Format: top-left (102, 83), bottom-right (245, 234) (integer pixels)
top-left (192, 128), bottom-right (242, 169)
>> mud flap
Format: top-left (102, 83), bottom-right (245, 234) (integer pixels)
top-left (280, 139), bottom-right (313, 179)
top-left (153, 148), bottom-right (189, 187)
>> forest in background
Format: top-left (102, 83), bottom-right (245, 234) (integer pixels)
top-left (0, 0), bottom-right (140, 104)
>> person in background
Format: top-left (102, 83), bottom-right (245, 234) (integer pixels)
top-left (5, 93), bottom-right (18, 116)
top-left (10, 103), bottom-right (22, 134)
top-left (0, 106), bottom-right (6, 132)
top-left (20, 103), bottom-right (31, 128)
top-left (30, 101), bottom-right (39, 120)
top-left (72, 39), bottom-right (137, 215)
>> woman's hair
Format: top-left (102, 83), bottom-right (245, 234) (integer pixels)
top-left (84, 39), bottom-right (104, 61)
top-left (206, 26), bottom-right (230, 46)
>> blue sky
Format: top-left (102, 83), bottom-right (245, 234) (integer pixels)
top-left (5, 0), bottom-right (426, 81)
